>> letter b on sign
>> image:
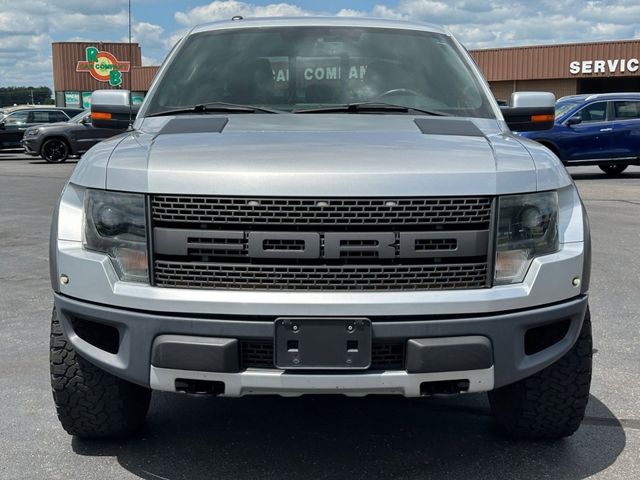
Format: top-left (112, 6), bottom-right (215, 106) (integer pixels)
top-left (109, 70), bottom-right (122, 87)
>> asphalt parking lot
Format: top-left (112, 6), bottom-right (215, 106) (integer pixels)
top-left (1, 150), bottom-right (639, 480)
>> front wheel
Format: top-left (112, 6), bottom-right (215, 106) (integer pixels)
top-left (599, 163), bottom-right (628, 175)
top-left (41, 138), bottom-right (70, 163)
top-left (50, 308), bottom-right (151, 438)
top-left (488, 308), bottom-right (592, 439)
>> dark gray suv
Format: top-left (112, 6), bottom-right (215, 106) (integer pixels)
top-left (0, 107), bottom-right (82, 150)
top-left (22, 110), bottom-right (125, 163)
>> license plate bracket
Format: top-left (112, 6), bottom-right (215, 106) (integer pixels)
top-left (275, 318), bottom-right (371, 369)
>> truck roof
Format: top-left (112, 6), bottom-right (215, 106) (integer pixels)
top-left (190, 16), bottom-right (448, 36)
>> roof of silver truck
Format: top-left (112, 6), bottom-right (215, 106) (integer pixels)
top-left (190, 16), bottom-right (448, 36)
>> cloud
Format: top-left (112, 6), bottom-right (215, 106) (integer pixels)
top-left (172, 0), bottom-right (640, 49)
top-left (175, 1), bottom-right (314, 26)
top-left (0, 0), bottom-right (136, 87)
top-left (3, 0), bottom-right (640, 90)
top-left (130, 23), bottom-right (170, 65)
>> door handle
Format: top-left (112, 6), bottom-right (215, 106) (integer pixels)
top-left (599, 128), bottom-right (613, 132)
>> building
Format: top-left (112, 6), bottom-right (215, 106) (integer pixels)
top-left (52, 42), bottom-right (159, 108)
top-left (470, 39), bottom-right (640, 102)
top-left (51, 38), bottom-right (640, 108)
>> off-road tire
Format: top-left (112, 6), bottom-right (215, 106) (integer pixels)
top-left (49, 308), bottom-right (151, 438)
top-left (599, 163), bottom-right (628, 175)
top-left (488, 308), bottom-right (592, 440)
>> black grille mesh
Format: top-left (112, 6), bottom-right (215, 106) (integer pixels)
top-left (240, 340), bottom-right (405, 370)
top-left (152, 196), bottom-right (492, 227)
top-left (151, 195), bottom-right (492, 291)
top-left (155, 261), bottom-right (488, 291)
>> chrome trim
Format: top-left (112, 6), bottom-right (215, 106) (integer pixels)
top-left (149, 366), bottom-right (495, 397)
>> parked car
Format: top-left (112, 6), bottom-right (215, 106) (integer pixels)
top-left (22, 110), bottom-right (126, 163)
top-left (50, 17), bottom-right (591, 441)
top-left (520, 92), bottom-right (640, 174)
top-left (0, 107), bottom-right (83, 150)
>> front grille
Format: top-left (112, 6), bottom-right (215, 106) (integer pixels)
top-left (150, 195), bottom-right (493, 291)
top-left (154, 261), bottom-right (488, 291)
top-left (415, 238), bottom-right (457, 251)
top-left (152, 196), bottom-right (492, 228)
top-left (240, 341), bottom-right (275, 369)
top-left (240, 340), bottom-right (405, 370)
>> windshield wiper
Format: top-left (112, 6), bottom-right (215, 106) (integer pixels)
top-left (147, 101), bottom-right (283, 117)
top-left (293, 102), bottom-right (449, 116)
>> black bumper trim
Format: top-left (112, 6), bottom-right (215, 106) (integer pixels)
top-left (406, 336), bottom-right (493, 373)
top-left (151, 335), bottom-right (240, 373)
top-left (54, 293), bottom-right (588, 389)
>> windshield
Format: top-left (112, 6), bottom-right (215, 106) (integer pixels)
top-left (145, 27), bottom-right (495, 118)
top-left (555, 101), bottom-right (581, 119)
top-left (69, 110), bottom-right (89, 123)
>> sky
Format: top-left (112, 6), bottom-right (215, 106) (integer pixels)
top-left (1, 0), bottom-right (640, 88)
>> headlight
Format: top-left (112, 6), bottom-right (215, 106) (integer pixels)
top-left (83, 189), bottom-right (148, 283)
top-left (24, 128), bottom-right (39, 137)
top-left (494, 191), bottom-right (559, 285)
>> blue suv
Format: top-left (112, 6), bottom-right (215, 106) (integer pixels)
top-left (520, 92), bottom-right (640, 174)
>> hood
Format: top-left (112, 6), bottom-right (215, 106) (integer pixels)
top-left (27, 121), bottom-right (74, 133)
top-left (73, 114), bottom-right (568, 196)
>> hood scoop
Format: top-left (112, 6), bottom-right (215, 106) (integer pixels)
top-left (415, 117), bottom-right (484, 137)
top-left (158, 117), bottom-right (229, 135)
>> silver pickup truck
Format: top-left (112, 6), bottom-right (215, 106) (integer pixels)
top-left (49, 17), bottom-right (591, 440)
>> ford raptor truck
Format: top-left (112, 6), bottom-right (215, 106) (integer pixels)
top-left (49, 17), bottom-right (592, 440)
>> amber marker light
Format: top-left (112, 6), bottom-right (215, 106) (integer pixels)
top-left (91, 112), bottom-right (112, 120)
top-left (531, 114), bottom-right (555, 123)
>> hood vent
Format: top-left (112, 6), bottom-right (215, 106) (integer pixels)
top-left (158, 117), bottom-right (229, 135)
top-left (414, 118), bottom-right (484, 137)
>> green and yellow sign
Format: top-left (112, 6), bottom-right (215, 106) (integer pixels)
top-left (76, 47), bottom-right (131, 87)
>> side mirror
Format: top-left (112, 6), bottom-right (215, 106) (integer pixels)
top-left (565, 115), bottom-right (582, 126)
top-left (91, 90), bottom-right (139, 129)
top-left (500, 91), bottom-right (556, 132)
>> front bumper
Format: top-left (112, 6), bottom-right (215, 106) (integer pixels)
top-left (21, 138), bottom-right (41, 156)
top-left (54, 293), bottom-right (588, 396)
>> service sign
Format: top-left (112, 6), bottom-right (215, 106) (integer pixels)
top-left (569, 58), bottom-right (640, 75)
top-left (76, 47), bottom-right (131, 87)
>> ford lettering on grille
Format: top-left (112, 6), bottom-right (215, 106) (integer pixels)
top-left (150, 195), bottom-right (493, 291)
top-left (154, 229), bottom-right (488, 259)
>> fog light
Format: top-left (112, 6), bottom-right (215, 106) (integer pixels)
top-left (572, 277), bottom-right (581, 287)
top-left (60, 274), bottom-right (69, 285)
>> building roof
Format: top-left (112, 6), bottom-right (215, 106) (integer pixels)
top-left (470, 38), bottom-right (640, 82)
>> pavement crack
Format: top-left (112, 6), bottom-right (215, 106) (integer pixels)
top-left (583, 199), bottom-right (640, 206)
top-left (583, 416), bottom-right (640, 430)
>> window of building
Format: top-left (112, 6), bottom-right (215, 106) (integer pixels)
top-left (65, 91), bottom-right (81, 107)
top-left (131, 92), bottom-right (146, 105)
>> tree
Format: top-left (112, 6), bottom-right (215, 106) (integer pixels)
top-left (0, 86), bottom-right (54, 106)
